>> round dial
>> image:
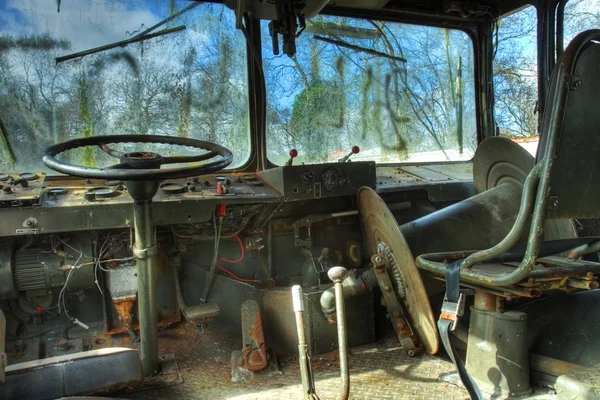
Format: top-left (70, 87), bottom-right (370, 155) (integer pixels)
top-left (300, 171), bottom-right (314, 184)
top-left (321, 167), bottom-right (346, 192)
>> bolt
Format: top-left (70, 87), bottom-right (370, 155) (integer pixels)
top-left (393, 310), bottom-right (401, 318)
top-left (407, 349), bottom-right (416, 357)
top-left (383, 285), bottom-right (391, 292)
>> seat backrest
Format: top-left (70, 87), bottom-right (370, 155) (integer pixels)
top-left (537, 31), bottom-right (600, 219)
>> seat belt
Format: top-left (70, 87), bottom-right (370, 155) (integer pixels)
top-left (437, 261), bottom-right (482, 400)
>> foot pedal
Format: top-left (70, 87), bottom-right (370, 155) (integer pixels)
top-left (175, 275), bottom-right (220, 323)
top-left (181, 302), bottom-right (220, 322)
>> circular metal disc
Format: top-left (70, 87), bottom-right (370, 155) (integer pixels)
top-left (159, 182), bottom-right (187, 194)
top-left (473, 137), bottom-right (534, 193)
top-left (473, 137), bottom-right (577, 241)
top-left (48, 188), bottom-right (68, 196)
top-left (19, 172), bottom-right (39, 181)
top-left (358, 187), bottom-right (439, 354)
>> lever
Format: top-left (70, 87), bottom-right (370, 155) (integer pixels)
top-left (338, 146), bottom-right (360, 163)
top-left (286, 149), bottom-right (298, 166)
top-left (292, 285), bottom-right (320, 400)
top-left (328, 266), bottom-right (350, 400)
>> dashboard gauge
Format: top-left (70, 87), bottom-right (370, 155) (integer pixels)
top-left (159, 182), bottom-right (187, 194)
top-left (321, 167), bottom-right (346, 192)
top-left (84, 187), bottom-right (119, 201)
top-left (300, 171), bottom-right (315, 184)
top-left (47, 188), bottom-right (68, 196)
top-left (19, 172), bottom-right (39, 181)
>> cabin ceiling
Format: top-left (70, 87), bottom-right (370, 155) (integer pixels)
top-left (221, 0), bottom-right (525, 22)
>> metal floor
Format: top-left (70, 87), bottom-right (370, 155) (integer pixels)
top-left (109, 322), bottom-right (475, 400)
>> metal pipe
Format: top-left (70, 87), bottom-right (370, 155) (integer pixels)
top-left (430, 275), bottom-right (542, 298)
top-left (320, 270), bottom-right (376, 321)
top-left (568, 240), bottom-right (600, 260)
top-left (530, 256), bottom-right (600, 278)
top-left (328, 267), bottom-right (350, 400)
top-left (133, 199), bottom-right (159, 376)
top-left (460, 165), bottom-right (541, 271)
top-left (566, 278), bottom-right (599, 290)
top-left (267, 220), bottom-right (273, 278)
top-left (473, 291), bottom-right (498, 312)
top-left (202, 214), bottom-right (223, 302)
top-left (292, 285), bottom-right (319, 400)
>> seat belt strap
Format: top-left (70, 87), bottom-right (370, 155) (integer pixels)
top-left (437, 261), bottom-right (482, 400)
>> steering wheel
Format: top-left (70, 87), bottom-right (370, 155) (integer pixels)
top-left (42, 135), bottom-right (233, 181)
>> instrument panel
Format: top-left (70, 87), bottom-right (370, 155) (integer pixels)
top-left (257, 161), bottom-right (376, 201)
top-left (0, 163), bottom-right (376, 237)
top-left (0, 161), bottom-right (476, 237)
top-left (0, 172), bottom-right (46, 209)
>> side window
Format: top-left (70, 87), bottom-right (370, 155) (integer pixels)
top-left (563, 0), bottom-right (600, 48)
top-left (493, 6), bottom-right (539, 156)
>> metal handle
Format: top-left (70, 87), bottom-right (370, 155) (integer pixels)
top-left (328, 266), bottom-right (350, 400)
top-left (292, 285), bottom-right (320, 400)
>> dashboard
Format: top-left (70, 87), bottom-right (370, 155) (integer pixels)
top-left (0, 161), bottom-right (473, 237)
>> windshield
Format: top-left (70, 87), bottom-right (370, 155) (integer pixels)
top-left (0, 1), bottom-right (249, 172)
top-left (263, 17), bottom-right (476, 165)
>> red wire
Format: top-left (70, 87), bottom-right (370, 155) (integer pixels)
top-left (217, 264), bottom-right (261, 284)
top-left (182, 233), bottom-right (267, 285)
top-left (216, 234), bottom-right (259, 283)
top-left (218, 234), bottom-right (245, 263)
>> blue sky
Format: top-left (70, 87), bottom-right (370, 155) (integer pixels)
top-left (0, 0), bottom-right (173, 53)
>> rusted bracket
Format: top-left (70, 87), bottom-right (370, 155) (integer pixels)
top-left (370, 254), bottom-right (418, 355)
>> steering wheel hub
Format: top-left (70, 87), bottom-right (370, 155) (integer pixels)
top-left (121, 152), bottom-right (163, 169)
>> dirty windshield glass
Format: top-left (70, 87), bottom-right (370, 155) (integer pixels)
top-left (263, 17), bottom-right (476, 165)
top-left (0, 1), bottom-right (249, 172)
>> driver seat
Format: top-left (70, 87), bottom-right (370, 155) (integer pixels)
top-left (415, 29), bottom-right (600, 398)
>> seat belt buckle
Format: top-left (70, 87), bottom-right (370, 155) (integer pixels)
top-left (440, 292), bottom-right (465, 331)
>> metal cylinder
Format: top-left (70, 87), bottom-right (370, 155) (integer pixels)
top-left (465, 309), bottom-right (531, 397)
top-left (328, 267), bottom-right (350, 400)
top-left (320, 270), bottom-right (374, 321)
top-left (474, 291), bottom-right (499, 312)
top-left (400, 183), bottom-right (523, 256)
top-left (133, 199), bottom-right (159, 376)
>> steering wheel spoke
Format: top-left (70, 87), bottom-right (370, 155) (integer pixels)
top-left (161, 151), bottom-right (219, 165)
top-left (43, 135), bottom-right (233, 181)
top-left (98, 142), bottom-right (124, 158)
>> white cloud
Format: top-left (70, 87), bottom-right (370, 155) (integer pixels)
top-left (1, 0), bottom-right (162, 53)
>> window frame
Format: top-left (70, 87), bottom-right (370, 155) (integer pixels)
top-left (257, 9), bottom-right (482, 168)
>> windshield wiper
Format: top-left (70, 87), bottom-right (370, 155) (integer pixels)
top-left (314, 35), bottom-right (407, 63)
top-left (56, 25), bottom-right (186, 63)
top-left (56, 1), bottom-right (202, 63)
top-left (0, 116), bottom-right (16, 165)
